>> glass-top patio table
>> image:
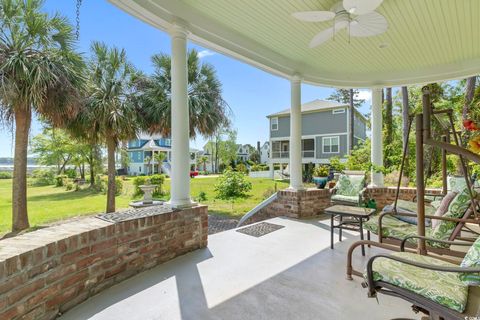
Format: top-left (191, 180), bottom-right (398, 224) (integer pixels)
top-left (325, 205), bottom-right (376, 256)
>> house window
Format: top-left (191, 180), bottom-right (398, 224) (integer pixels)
top-left (332, 108), bottom-right (345, 114)
top-left (271, 141), bottom-right (281, 158)
top-left (271, 117), bottom-right (278, 131)
top-left (139, 166), bottom-right (142, 172)
top-left (323, 136), bottom-right (340, 153)
top-left (302, 139), bottom-right (315, 158)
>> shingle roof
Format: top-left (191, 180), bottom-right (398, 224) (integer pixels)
top-left (267, 99), bottom-right (347, 117)
top-left (266, 99), bottom-right (367, 122)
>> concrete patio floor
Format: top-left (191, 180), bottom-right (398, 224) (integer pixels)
top-left (61, 216), bottom-right (420, 320)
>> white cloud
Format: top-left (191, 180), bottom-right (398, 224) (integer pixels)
top-left (197, 50), bottom-right (216, 59)
top-left (355, 89), bottom-right (372, 103)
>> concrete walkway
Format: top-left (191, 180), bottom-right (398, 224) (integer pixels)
top-left (62, 217), bottom-right (420, 320)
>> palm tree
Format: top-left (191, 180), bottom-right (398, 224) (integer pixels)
top-left (0, 0), bottom-right (85, 231)
top-left (198, 155), bottom-right (209, 172)
top-left (144, 156), bottom-right (152, 175)
top-left (87, 42), bottom-right (140, 212)
top-left (137, 49), bottom-right (230, 138)
top-left (153, 152), bottom-right (167, 174)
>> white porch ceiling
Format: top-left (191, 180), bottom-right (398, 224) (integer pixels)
top-left (109, 0), bottom-right (480, 88)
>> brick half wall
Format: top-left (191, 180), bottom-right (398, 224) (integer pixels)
top-left (244, 186), bottom-right (442, 225)
top-left (0, 205), bottom-right (208, 320)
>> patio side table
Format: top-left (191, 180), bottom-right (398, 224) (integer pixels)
top-left (324, 205), bottom-right (376, 256)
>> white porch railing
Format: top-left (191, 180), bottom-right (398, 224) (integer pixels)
top-left (271, 150), bottom-right (314, 159)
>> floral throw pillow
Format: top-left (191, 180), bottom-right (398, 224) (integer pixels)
top-left (431, 192), bottom-right (457, 229)
top-left (460, 236), bottom-right (480, 285)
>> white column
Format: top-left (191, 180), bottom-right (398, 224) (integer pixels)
top-left (269, 162), bottom-right (274, 179)
top-left (289, 74), bottom-right (304, 190)
top-left (168, 23), bottom-right (194, 208)
top-left (371, 87), bottom-right (384, 186)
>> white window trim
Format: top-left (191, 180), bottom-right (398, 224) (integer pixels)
top-left (332, 108), bottom-right (345, 114)
top-left (322, 136), bottom-right (340, 154)
top-left (301, 138), bottom-right (316, 158)
top-left (271, 117), bottom-right (279, 131)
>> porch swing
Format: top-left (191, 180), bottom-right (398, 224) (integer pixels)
top-left (346, 85), bottom-right (480, 319)
top-left (360, 86), bottom-right (480, 258)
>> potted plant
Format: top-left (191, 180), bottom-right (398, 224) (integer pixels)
top-left (312, 165), bottom-right (330, 189)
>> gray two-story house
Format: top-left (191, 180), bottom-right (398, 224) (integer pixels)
top-left (267, 99), bottom-right (367, 168)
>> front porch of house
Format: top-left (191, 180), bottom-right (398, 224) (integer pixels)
top-left (61, 217), bottom-right (419, 320)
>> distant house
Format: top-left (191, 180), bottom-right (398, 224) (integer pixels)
top-left (267, 99), bottom-right (367, 167)
top-left (237, 144), bottom-right (253, 162)
top-left (127, 133), bottom-right (198, 176)
top-left (260, 142), bottom-right (269, 164)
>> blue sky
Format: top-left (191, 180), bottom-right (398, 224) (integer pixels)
top-left (0, 0), bottom-right (372, 157)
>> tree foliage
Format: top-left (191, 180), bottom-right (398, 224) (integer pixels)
top-left (214, 169), bottom-right (252, 200)
top-left (84, 42), bottom-right (141, 212)
top-left (327, 88), bottom-right (365, 108)
top-left (137, 49), bottom-right (230, 138)
top-left (0, 0), bottom-right (86, 231)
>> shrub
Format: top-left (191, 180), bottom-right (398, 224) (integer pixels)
top-left (132, 174), bottom-right (165, 197)
top-left (149, 174), bottom-right (165, 196)
top-left (65, 182), bottom-right (74, 191)
top-left (384, 170), bottom-right (409, 187)
top-left (250, 164), bottom-right (269, 172)
top-left (236, 163), bottom-right (248, 174)
top-left (93, 175), bottom-right (123, 195)
top-left (329, 157), bottom-right (346, 173)
top-left (313, 165), bottom-right (329, 177)
top-left (303, 162), bottom-right (314, 183)
top-left (214, 169), bottom-right (252, 200)
top-left (31, 169), bottom-right (55, 186)
top-left (0, 172), bottom-right (12, 179)
top-left (94, 174), bottom-right (105, 192)
top-left (197, 191), bottom-right (207, 202)
top-left (55, 175), bottom-right (68, 187)
top-left (132, 175), bottom-right (148, 196)
top-left (64, 168), bottom-right (77, 179)
top-left (115, 177), bottom-right (123, 195)
top-left (346, 139), bottom-right (371, 171)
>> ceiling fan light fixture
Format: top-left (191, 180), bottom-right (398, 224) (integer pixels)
top-left (293, 0), bottom-right (387, 47)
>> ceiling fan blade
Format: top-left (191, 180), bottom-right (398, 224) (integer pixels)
top-left (343, 0), bottom-right (383, 15)
top-left (309, 28), bottom-right (334, 47)
top-left (292, 11), bottom-right (335, 22)
top-left (350, 12), bottom-right (388, 37)
top-left (308, 20), bottom-right (348, 48)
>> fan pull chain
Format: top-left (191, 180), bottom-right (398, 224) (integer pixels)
top-left (348, 18), bottom-right (351, 44)
top-left (76, 0), bottom-right (82, 40)
top-left (333, 15), bottom-right (336, 42)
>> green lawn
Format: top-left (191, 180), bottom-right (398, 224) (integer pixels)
top-left (0, 176), bottom-right (289, 234)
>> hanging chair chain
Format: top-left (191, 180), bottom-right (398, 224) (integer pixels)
top-left (76, 0), bottom-right (82, 40)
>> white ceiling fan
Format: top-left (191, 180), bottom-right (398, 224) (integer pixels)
top-left (292, 0), bottom-right (388, 48)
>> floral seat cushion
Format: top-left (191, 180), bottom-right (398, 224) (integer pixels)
top-left (460, 236), bottom-right (480, 285)
top-left (394, 199), bottom-right (436, 217)
top-left (331, 194), bottom-right (359, 204)
top-left (387, 200), bottom-right (435, 226)
top-left (368, 252), bottom-right (469, 313)
top-left (364, 215), bottom-right (447, 248)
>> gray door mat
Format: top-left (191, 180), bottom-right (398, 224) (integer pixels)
top-left (236, 222), bottom-right (285, 237)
